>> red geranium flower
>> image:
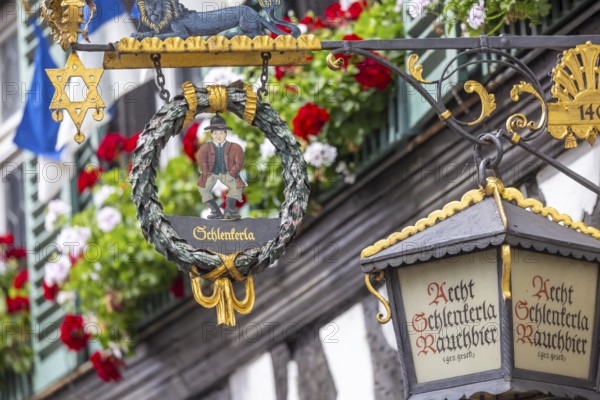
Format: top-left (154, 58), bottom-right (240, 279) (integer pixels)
top-left (292, 103), bottom-right (330, 141)
top-left (123, 131), bottom-right (141, 152)
top-left (43, 281), bottom-right (59, 301)
top-left (299, 15), bottom-right (327, 31)
top-left (275, 66), bottom-right (286, 81)
top-left (355, 56), bottom-right (393, 90)
top-left (7, 247), bottom-right (27, 260)
top-left (60, 314), bottom-right (90, 351)
top-left (336, 34), bottom-right (363, 68)
top-left (0, 233), bottom-right (14, 245)
top-left (313, 17), bottom-right (327, 29)
top-left (220, 192), bottom-right (247, 209)
top-left (348, 1), bottom-right (367, 19)
top-left (91, 351), bottom-right (124, 382)
top-left (270, 16), bottom-right (293, 38)
top-left (183, 121), bottom-right (201, 162)
top-left (97, 133), bottom-right (126, 162)
top-left (6, 296), bottom-right (29, 314)
top-left (324, 3), bottom-right (346, 23)
top-left (170, 274), bottom-right (185, 298)
top-left (299, 15), bottom-right (313, 25)
top-left (13, 269), bottom-right (28, 289)
top-left (284, 84), bottom-right (299, 93)
top-left (77, 167), bottom-right (103, 193)
top-left (275, 66), bottom-right (296, 81)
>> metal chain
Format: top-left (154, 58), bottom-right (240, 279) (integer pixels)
top-left (258, 52), bottom-right (272, 103)
top-left (474, 132), bottom-right (504, 187)
top-left (151, 54), bottom-right (171, 103)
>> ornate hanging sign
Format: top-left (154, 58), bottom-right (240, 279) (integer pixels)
top-left (130, 83), bottom-right (310, 326)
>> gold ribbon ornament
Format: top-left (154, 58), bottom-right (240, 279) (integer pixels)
top-left (189, 254), bottom-right (255, 327)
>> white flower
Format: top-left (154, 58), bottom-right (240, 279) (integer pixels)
top-left (466, 0), bottom-right (485, 30)
top-left (227, 133), bottom-right (247, 151)
top-left (56, 226), bottom-right (91, 258)
top-left (260, 140), bottom-right (276, 161)
top-left (0, 259), bottom-right (6, 276)
top-left (460, 23), bottom-right (471, 37)
top-left (90, 272), bottom-right (100, 281)
top-left (45, 212), bottom-right (57, 231)
top-left (56, 291), bottom-right (76, 305)
top-left (211, 181), bottom-right (229, 197)
top-left (303, 142), bottom-right (338, 167)
top-left (406, 0), bottom-right (433, 19)
top-left (336, 162), bottom-right (356, 185)
top-left (43, 256), bottom-right (71, 286)
top-left (203, 67), bottom-right (244, 86)
top-left (45, 199), bottom-right (71, 231)
top-left (395, 0), bottom-right (403, 12)
top-left (84, 313), bottom-right (98, 325)
top-left (94, 262), bottom-right (102, 271)
top-left (108, 342), bottom-right (124, 360)
top-left (97, 207), bottom-right (122, 233)
top-left (298, 24), bottom-right (308, 34)
top-left (93, 186), bottom-right (117, 207)
top-left (48, 199), bottom-right (71, 215)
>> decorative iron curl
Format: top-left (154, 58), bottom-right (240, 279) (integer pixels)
top-left (130, 85), bottom-right (310, 277)
top-left (328, 47), bottom-right (487, 147)
top-left (434, 48), bottom-right (548, 141)
top-left (327, 45), bottom-right (600, 195)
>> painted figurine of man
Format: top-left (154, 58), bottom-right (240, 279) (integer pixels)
top-left (197, 114), bottom-right (246, 220)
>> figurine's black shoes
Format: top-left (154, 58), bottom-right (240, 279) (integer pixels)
top-left (223, 198), bottom-right (241, 220)
top-left (205, 200), bottom-right (224, 220)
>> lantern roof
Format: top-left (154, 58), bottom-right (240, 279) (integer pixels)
top-left (361, 179), bottom-right (600, 273)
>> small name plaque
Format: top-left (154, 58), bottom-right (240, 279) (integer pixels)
top-left (168, 216), bottom-right (280, 254)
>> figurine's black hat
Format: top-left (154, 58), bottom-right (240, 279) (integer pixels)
top-left (205, 114), bottom-right (233, 131)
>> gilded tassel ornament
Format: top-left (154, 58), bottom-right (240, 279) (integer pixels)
top-left (189, 254), bottom-right (255, 327)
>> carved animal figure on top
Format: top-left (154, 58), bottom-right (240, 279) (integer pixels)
top-left (134, 0), bottom-right (301, 40)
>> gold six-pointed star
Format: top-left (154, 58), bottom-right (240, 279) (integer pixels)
top-left (46, 51), bottom-right (105, 144)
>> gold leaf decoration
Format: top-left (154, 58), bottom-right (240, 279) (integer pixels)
top-left (464, 80), bottom-right (496, 126)
top-left (506, 81), bottom-right (546, 140)
top-left (548, 42), bottom-right (600, 148)
top-left (408, 53), bottom-right (432, 84)
top-left (41, 0), bottom-right (87, 51)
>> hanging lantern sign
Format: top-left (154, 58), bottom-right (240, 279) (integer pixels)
top-left (361, 178), bottom-right (600, 399)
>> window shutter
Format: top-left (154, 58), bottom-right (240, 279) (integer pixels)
top-left (17, 2), bottom-right (87, 391)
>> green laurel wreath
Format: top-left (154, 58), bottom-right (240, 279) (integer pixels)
top-left (130, 85), bottom-right (310, 277)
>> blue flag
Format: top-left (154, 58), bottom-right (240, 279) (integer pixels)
top-left (83, 0), bottom-right (128, 35)
top-left (13, 20), bottom-right (63, 160)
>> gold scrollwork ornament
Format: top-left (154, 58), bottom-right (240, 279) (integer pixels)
top-left (408, 54), bottom-right (432, 84)
top-left (365, 271), bottom-right (392, 324)
top-left (506, 81), bottom-right (546, 143)
top-left (464, 81), bottom-right (496, 126)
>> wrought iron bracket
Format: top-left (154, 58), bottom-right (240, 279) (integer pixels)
top-left (64, 34), bottom-right (600, 195)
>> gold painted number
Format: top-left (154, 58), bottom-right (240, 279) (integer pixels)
top-left (578, 104), bottom-right (600, 121)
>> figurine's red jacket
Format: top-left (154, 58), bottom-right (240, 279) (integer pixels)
top-left (196, 141), bottom-right (246, 189)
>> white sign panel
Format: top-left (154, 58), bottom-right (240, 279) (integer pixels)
top-left (512, 250), bottom-right (598, 379)
top-left (398, 249), bottom-right (502, 383)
